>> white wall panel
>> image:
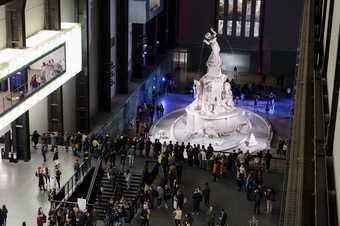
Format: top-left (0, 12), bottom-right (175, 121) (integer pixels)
top-left (0, 6), bottom-right (6, 50)
top-left (29, 96), bottom-right (48, 134)
top-left (25, 0), bottom-right (45, 37)
top-left (326, 0), bottom-right (340, 110)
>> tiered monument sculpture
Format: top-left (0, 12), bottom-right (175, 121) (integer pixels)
top-left (150, 28), bottom-right (272, 152)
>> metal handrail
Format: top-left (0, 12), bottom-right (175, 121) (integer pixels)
top-left (52, 158), bottom-right (93, 210)
top-left (86, 156), bottom-right (103, 202)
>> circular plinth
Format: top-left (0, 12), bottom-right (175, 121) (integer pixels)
top-left (149, 107), bottom-right (272, 153)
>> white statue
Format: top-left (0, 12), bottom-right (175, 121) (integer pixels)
top-left (203, 28), bottom-right (222, 67)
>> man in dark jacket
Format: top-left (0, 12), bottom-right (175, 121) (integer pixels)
top-left (192, 188), bottom-right (203, 215)
top-left (219, 208), bottom-right (227, 226)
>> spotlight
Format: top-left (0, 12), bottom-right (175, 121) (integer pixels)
top-left (161, 77), bottom-right (166, 82)
top-left (156, 41), bottom-right (160, 44)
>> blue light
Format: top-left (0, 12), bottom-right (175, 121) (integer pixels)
top-left (161, 77), bottom-right (166, 82)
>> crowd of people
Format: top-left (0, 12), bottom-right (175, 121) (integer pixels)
top-left (24, 90), bottom-right (284, 226)
top-left (84, 130), bottom-right (278, 226)
top-left (36, 205), bottom-right (97, 226)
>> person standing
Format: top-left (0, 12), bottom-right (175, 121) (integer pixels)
top-left (164, 185), bottom-right (172, 209)
top-left (125, 170), bottom-right (131, 190)
top-left (202, 182), bottom-right (211, 207)
top-left (254, 186), bottom-right (263, 215)
top-left (173, 207), bottom-right (182, 226)
top-left (156, 185), bottom-right (164, 208)
top-left (55, 167), bottom-right (62, 189)
top-left (53, 150), bottom-right (59, 165)
top-left (0, 207), bottom-right (3, 226)
top-left (41, 143), bottom-right (48, 162)
top-left (159, 104), bottom-right (164, 117)
top-left (37, 207), bottom-right (46, 226)
top-left (36, 167), bottom-right (46, 191)
top-left (140, 205), bottom-right (151, 226)
top-left (32, 130), bottom-right (41, 149)
top-left (74, 159), bottom-right (80, 182)
top-left (207, 206), bottom-right (215, 226)
top-left (265, 150), bottom-right (272, 171)
top-left (212, 160), bottom-right (220, 182)
top-left (264, 187), bottom-right (275, 214)
top-left (1, 205), bottom-right (7, 226)
top-left (218, 208), bottom-right (227, 226)
top-left (192, 188), bottom-right (202, 215)
top-left (127, 145), bottom-right (136, 169)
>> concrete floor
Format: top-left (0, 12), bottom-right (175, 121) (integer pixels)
top-left (0, 93), bottom-right (291, 226)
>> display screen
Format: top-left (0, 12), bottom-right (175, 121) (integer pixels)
top-left (150, 0), bottom-right (160, 10)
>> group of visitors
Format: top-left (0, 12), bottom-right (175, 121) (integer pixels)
top-left (36, 205), bottom-right (96, 226)
top-left (104, 197), bottom-right (133, 226)
top-left (136, 102), bottom-right (164, 126)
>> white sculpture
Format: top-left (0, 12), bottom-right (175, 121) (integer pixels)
top-left (186, 28), bottom-right (235, 137)
top-left (149, 28), bottom-right (272, 153)
top-left (188, 28), bottom-right (234, 115)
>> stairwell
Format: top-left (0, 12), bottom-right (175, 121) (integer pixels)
top-left (94, 172), bottom-right (143, 220)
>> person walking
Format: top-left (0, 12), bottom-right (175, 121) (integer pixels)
top-left (202, 182), bottom-right (211, 207)
top-left (55, 167), bottom-right (62, 189)
top-left (36, 167), bottom-right (46, 191)
top-left (32, 130), bottom-right (41, 149)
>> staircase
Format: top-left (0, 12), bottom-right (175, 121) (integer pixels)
top-left (94, 175), bottom-right (115, 219)
top-left (94, 172), bottom-right (143, 220)
top-left (117, 173), bottom-right (143, 203)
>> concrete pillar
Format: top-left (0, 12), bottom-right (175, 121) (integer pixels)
top-left (5, 0), bottom-right (27, 48)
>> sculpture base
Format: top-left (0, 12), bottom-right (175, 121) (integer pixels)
top-left (150, 108), bottom-right (272, 153)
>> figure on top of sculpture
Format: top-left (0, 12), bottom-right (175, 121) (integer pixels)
top-left (203, 28), bottom-right (222, 68)
top-left (189, 27), bottom-right (235, 114)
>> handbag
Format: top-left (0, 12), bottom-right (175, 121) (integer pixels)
top-left (42, 214), bottom-right (47, 223)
